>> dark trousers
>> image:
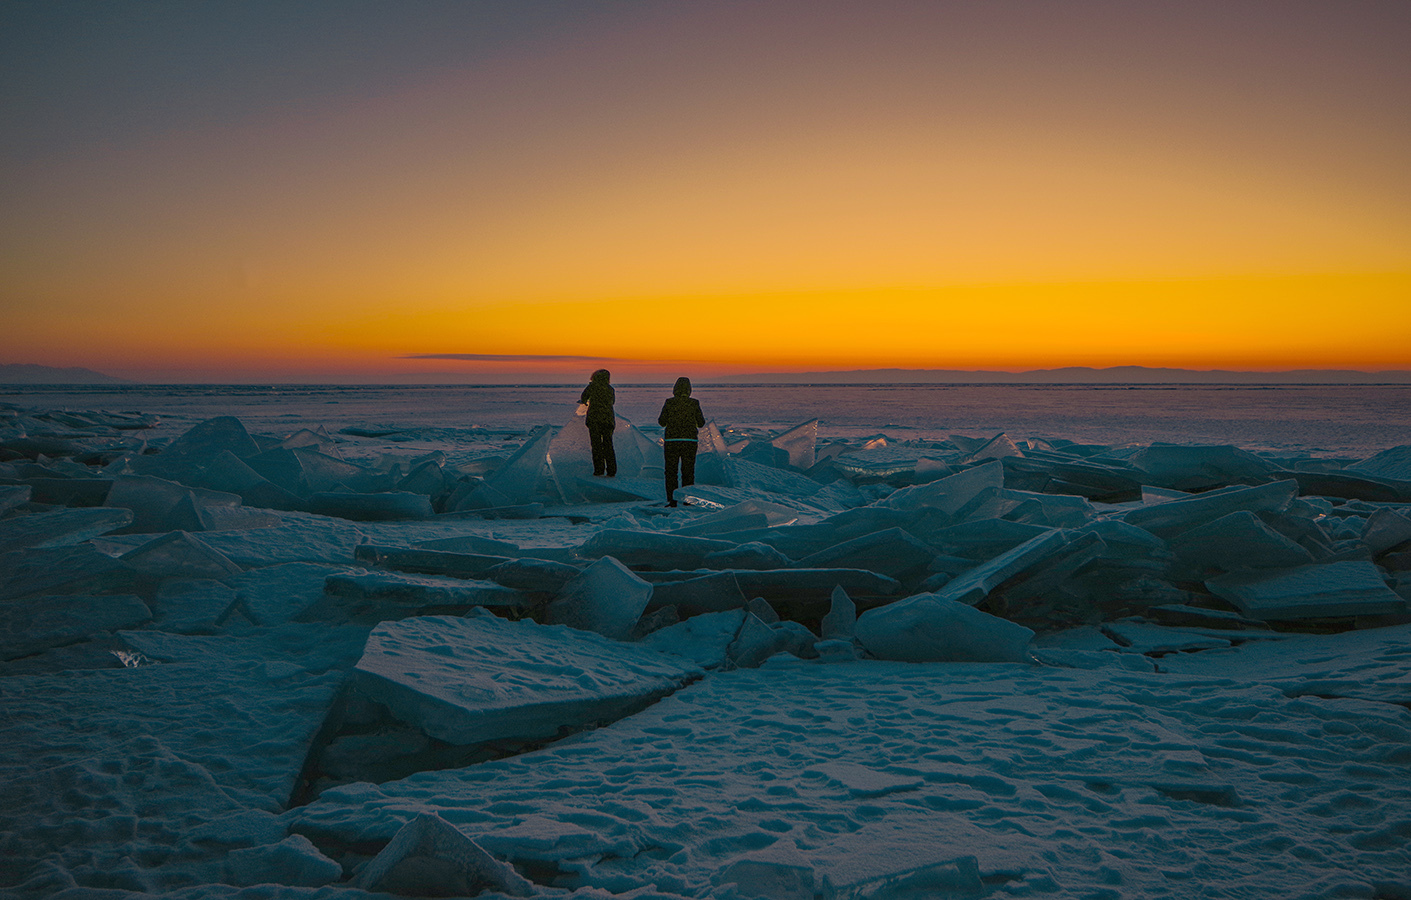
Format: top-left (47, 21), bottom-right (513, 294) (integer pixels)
top-left (664, 441), bottom-right (697, 500)
top-left (588, 422), bottom-right (616, 476)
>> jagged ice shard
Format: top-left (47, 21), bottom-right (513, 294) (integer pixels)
top-left (356, 813), bottom-right (533, 897)
top-left (546, 556), bottom-right (654, 640)
top-left (1346, 444), bottom-right (1411, 482)
top-left (932, 528), bottom-right (1085, 607)
top-left (640, 609), bottom-right (746, 668)
top-left (882, 459), bottom-right (1004, 514)
top-left (855, 592), bottom-right (1034, 663)
top-left (770, 418), bottom-right (819, 469)
top-left (1123, 479), bottom-right (1298, 539)
top-left (1130, 443), bottom-right (1277, 490)
top-left (544, 413), bottom-right (655, 502)
top-left (1169, 510), bottom-right (1314, 572)
top-left (467, 424), bottom-right (555, 508)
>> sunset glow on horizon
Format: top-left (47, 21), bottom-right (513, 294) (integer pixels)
top-left (3, 1), bottom-right (1408, 382)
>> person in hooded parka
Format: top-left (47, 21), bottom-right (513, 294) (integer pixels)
top-left (657, 376), bottom-right (706, 507)
top-left (579, 368), bottom-right (617, 477)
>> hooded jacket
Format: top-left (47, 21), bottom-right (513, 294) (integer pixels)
top-left (579, 370), bottom-right (616, 429)
top-left (658, 377), bottom-right (705, 441)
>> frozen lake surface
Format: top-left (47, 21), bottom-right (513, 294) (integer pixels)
top-left (1, 383), bottom-right (1410, 899)
top-left (4, 381), bottom-right (1409, 456)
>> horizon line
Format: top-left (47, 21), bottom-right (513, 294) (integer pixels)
top-left (6, 360), bottom-right (1411, 388)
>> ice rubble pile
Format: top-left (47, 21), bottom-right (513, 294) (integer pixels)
top-left (4, 402), bottom-right (1411, 683)
top-left (345, 427), bottom-right (1411, 637)
top-left (3, 401), bottom-right (1411, 896)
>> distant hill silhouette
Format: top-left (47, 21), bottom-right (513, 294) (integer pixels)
top-left (711, 366), bottom-right (1411, 384)
top-left (0, 364), bottom-right (129, 384)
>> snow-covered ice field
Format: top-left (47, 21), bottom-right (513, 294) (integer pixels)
top-left (6, 382), bottom-right (1410, 456)
top-left (1, 384), bottom-right (1410, 899)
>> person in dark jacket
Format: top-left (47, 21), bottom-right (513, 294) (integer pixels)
top-left (657, 376), bottom-right (705, 507)
top-left (579, 369), bottom-right (616, 476)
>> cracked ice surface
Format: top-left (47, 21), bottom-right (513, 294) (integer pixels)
top-left (292, 651), bottom-right (1411, 899)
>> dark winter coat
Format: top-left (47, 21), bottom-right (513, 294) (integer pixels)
top-left (658, 379), bottom-right (705, 441)
top-left (579, 379), bottom-right (616, 429)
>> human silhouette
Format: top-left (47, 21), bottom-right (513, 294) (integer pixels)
top-left (579, 369), bottom-right (616, 476)
top-left (657, 376), bottom-right (705, 507)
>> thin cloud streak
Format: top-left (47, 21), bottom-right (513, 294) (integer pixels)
top-left (403, 353), bottom-right (625, 363)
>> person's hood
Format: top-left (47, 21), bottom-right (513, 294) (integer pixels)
top-left (673, 377), bottom-right (691, 397)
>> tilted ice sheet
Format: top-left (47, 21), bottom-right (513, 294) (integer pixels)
top-left (1206, 560), bottom-right (1408, 620)
top-left (353, 612), bottom-right (703, 745)
top-left (1347, 445), bottom-right (1411, 481)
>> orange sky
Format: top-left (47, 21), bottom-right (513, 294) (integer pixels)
top-left (3, 2), bottom-right (1409, 381)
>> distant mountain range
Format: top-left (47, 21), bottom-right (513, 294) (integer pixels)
top-left (0, 364), bottom-right (129, 384)
top-left (710, 366), bottom-right (1411, 384)
top-left (3, 363), bottom-right (1407, 385)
